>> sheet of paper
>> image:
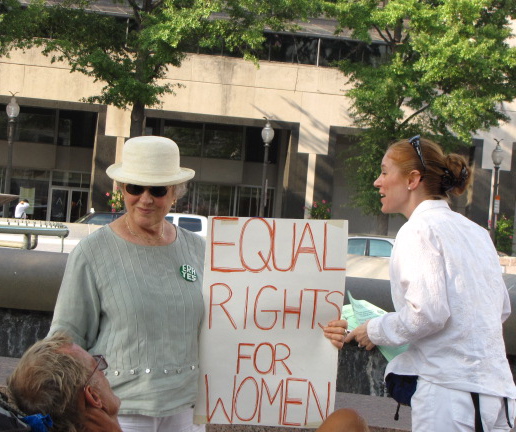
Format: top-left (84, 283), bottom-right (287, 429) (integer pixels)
top-left (342, 292), bottom-right (408, 362)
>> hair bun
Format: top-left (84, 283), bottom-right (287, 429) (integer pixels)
top-left (441, 165), bottom-right (468, 193)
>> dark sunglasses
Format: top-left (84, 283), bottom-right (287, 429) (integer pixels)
top-left (409, 135), bottom-right (426, 172)
top-left (84, 355), bottom-right (108, 390)
top-left (125, 184), bottom-right (169, 198)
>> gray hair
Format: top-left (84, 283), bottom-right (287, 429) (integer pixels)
top-left (7, 332), bottom-right (89, 432)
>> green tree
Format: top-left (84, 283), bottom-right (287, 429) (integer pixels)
top-left (324, 0), bottom-right (516, 233)
top-left (1, 0), bottom-right (320, 137)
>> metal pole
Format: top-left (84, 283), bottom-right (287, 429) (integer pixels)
top-left (491, 165), bottom-right (500, 246)
top-left (259, 142), bottom-right (270, 218)
top-left (2, 118), bottom-right (15, 218)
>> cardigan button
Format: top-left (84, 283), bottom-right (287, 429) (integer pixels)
top-left (129, 369), bottom-right (135, 375)
top-left (164, 369), bottom-right (169, 374)
top-left (114, 371), bottom-right (120, 376)
top-left (145, 368), bottom-right (151, 374)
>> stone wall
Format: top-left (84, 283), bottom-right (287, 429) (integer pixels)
top-left (500, 256), bottom-right (516, 274)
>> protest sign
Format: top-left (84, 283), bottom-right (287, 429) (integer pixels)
top-left (194, 217), bottom-right (348, 428)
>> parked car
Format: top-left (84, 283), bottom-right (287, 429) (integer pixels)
top-left (75, 211), bottom-right (207, 237)
top-left (348, 235), bottom-right (395, 258)
top-left (165, 213), bottom-right (208, 237)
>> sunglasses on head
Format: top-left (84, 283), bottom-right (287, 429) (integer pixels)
top-left (125, 184), bottom-right (169, 198)
top-left (408, 135), bottom-right (426, 172)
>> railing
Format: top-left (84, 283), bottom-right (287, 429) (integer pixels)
top-left (0, 219), bottom-right (69, 252)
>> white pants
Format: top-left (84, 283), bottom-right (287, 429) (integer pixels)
top-left (118, 408), bottom-right (206, 432)
top-left (411, 378), bottom-right (515, 432)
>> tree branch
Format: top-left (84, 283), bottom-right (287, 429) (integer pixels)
top-left (399, 104), bottom-right (430, 128)
top-left (372, 24), bottom-right (391, 44)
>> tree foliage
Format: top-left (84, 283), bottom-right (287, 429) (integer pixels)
top-left (323, 0), bottom-right (516, 220)
top-left (1, 0), bottom-right (321, 136)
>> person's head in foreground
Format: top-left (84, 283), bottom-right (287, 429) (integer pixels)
top-left (316, 408), bottom-right (370, 432)
top-left (106, 135), bottom-right (195, 244)
top-left (374, 135), bottom-right (472, 218)
top-left (7, 332), bottom-right (121, 432)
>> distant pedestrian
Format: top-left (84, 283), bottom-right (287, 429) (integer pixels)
top-left (14, 199), bottom-right (29, 219)
top-left (344, 136), bottom-right (516, 431)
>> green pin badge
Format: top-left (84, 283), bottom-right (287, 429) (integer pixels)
top-left (180, 265), bottom-right (197, 282)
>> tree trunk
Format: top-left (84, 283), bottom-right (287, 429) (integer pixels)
top-left (130, 101), bottom-right (145, 137)
top-left (375, 213), bottom-right (389, 235)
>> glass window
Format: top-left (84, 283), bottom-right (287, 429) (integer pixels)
top-left (164, 120), bottom-right (203, 157)
top-left (369, 240), bottom-right (393, 257)
top-left (58, 110), bottom-right (97, 147)
top-left (178, 216), bottom-right (203, 232)
top-left (245, 126), bottom-right (279, 163)
top-left (204, 124), bottom-right (243, 160)
top-left (52, 171), bottom-right (90, 188)
top-left (0, 105), bottom-right (96, 147)
top-left (348, 238), bottom-right (366, 255)
top-left (17, 106), bottom-right (56, 144)
top-left (8, 169), bottom-right (50, 221)
top-left (268, 34), bottom-right (317, 65)
top-left (146, 117), bottom-right (162, 136)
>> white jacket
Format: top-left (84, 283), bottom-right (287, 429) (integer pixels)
top-left (368, 200), bottom-right (516, 398)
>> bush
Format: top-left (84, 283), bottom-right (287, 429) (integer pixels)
top-left (495, 214), bottom-right (513, 256)
top-left (306, 200), bottom-right (332, 220)
top-left (106, 188), bottom-right (124, 212)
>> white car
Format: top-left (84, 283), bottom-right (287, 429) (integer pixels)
top-left (165, 213), bottom-right (208, 237)
top-left (348, 235), bottom-right (395, 258)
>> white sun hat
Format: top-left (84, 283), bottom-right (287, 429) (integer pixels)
top-left (106, 136), bottom-right (195, 186)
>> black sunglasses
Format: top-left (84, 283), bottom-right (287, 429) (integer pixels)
top-left (84, 355), bottom-right (108, 390)
top-left (125, 184), bottom-right (169, 198)
top-left (409, 135), bottom-right (426, 172)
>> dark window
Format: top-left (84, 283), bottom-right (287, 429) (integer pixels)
top-left (17, 106), bottom-right (56, 144)
top-left (164, 120), bottom-right (203, 157)
top-left (204, 124), bottom-right (243, 159)
top-left (268, 34), bottom-right (317, 65)
top-left (58, 110), bottom-right (97, 147)
top-left (319, 39), bottom-right (389, 67)
top-left (244, 126), bottom-right (279, 164)
top-left (145, 117), bottom-right (162, 135)
top-left (0, 105), bottom-right (96, 147)
top-left (178, 216), bottom-right (203, 232)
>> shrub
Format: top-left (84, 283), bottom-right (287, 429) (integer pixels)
top-left (106, 188), bottom-right (124, 212)
top-left (306, 200), bottom-right (332, 220)
top-left (495, 214), bottom-right (513, 256)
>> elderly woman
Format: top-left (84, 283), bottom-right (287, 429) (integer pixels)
top-left (49, 136), bottom-right (206, 432)
top-left (345, 136), bottom-right (516, 431)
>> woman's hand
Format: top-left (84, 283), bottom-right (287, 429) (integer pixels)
top-left (344, 321), bottom-right (376, 350)
top-left (323, 319), bottom-right (348, 349)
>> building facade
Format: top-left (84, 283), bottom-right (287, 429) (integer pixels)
top-left (0, 22), bottom-right (515, 236)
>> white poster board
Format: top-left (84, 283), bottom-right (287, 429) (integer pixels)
top-left (194, 217), bottom-right (348, 428)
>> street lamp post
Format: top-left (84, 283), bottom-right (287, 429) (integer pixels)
top-left (2, 95), bottom-right (20, 218)
top-left (259, 117), bottom-right (274, 217)
top-left (490, 139), bottom-right (503, 245)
